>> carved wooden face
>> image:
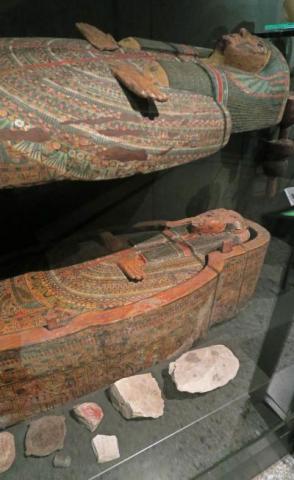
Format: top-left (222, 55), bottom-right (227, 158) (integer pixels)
top-left (220, 28), bottom-right (270, 73)
top-left (190, 208), bottom-right (248, 234)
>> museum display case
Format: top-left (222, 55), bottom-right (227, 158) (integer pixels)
top-left (0, 1), bottom-right (294, 479)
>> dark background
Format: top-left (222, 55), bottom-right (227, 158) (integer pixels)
top-left (0, 0), bottom-right (292, 277)
top-left (0, 0), bottom-right (282, 44)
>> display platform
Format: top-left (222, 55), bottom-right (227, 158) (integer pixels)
top-left (2, 236), bottom-right (293, 480)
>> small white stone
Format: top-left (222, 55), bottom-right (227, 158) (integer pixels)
top-left (109, 373), bottom-right (164, 419)
top-left (169, 345), bottom-right (240, 393)
top-left (53, 452), bottom-right (71, 468)
top-left (92, 435), bottom-right (120, 464)
top-left (0, 432), bottom-right (16, 474)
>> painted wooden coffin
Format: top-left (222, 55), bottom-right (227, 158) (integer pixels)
top-left (0, 31), bottom-right (289, 188)
top-left (0, 37), bottom-right (231, 188)
top-left (0, 209), bottom-right (269, 426)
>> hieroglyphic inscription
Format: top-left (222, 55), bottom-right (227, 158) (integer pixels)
top-left (210, 252), bottom-right (247, 325)
top-left (238, 246), bottom-right (268, 308)
top-left (0, 278), bottom-right (217, 425)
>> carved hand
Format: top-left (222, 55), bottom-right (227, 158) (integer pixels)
top-left (110, 62), bottom-right (168, 102)
top-left (76, 22), bottom-right (119, 51)
top-left (117, 253), bottom-right (146, 282)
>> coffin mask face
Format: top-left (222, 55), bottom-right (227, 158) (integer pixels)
top-left (219, 28), bottom-right (270, 73)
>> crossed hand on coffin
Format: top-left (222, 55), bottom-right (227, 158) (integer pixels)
top-left (76, 22), bottom-right (168, 102)
top-left (99, 231), bottom-right (146, 282)
top-left (117, 253), bottom-right (146, 282)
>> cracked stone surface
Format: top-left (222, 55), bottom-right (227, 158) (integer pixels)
top-left (169, 345), bottom-right (240, 393)
top-left (25, 416), bottom-right (66, 457)
top-left (109, 373), bottom-right (164, 419)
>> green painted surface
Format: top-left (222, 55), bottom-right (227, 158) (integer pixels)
top-left (281, 209), bottom-right (294, 217)
top-left (265, 22), bottom-right (294, 31)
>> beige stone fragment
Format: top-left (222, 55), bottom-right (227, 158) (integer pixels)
top-left (92, 435), bottom-right (120, 463)
top-left (109, 373), bottom-right (164, 419)
top-left (0, 432), bottom-right (15, 474)
top-left (169, 345), bottom-right (240, 393)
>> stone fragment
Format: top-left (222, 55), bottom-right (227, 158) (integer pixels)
top-left (92, 435), bottom-right (120, 464)
top-left (72, 402), bottom-right (104, 432)
top-left (109, 373), bottom-right (164, 419)
top-left (25, 416), bottom-right (66, 457)
top-left (53, 452), bottom-right (72, 468)
top-left (169, 345), bottom-right (240, 393)
top-left (0, 432), bottom-right (15, 474)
